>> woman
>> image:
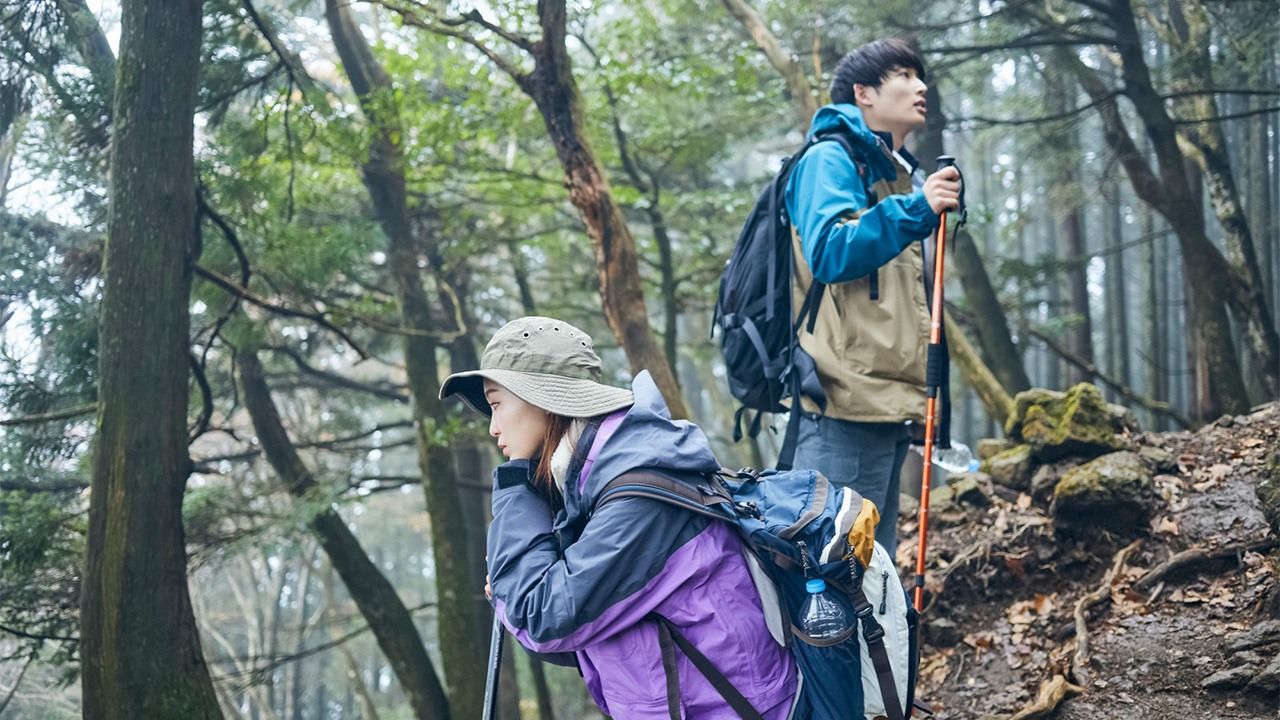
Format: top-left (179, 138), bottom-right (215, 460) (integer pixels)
top-left (440, 316), bottom-right (797, 719)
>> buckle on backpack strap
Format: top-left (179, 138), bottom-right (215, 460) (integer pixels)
top-left (854, 601), bottom-right (885, 643)
top-left (860, 616), bottom-right (886, 644)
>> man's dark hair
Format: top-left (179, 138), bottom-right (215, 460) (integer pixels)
top-left (829, 39), bottom-right (926, 106)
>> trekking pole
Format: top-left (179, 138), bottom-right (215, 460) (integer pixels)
top-left (913, 155), bottom-right (958, 613)
top-left (482, 613), bottom-right (505, 720)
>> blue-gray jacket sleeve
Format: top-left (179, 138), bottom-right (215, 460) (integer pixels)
top-left (486, 462), bottom-right (701, 654)
top-left (785, 142), bottom-right (938, 284)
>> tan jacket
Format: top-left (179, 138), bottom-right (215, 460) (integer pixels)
top-left (790, 146), bottom-right (931, 423)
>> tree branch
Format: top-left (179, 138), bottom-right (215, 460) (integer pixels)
top-left (194, 264), bottom-right (370, 359)
top-left (0, 404), bottom-right (95, 426)
top-left (719, 0), bottom-right (816, 128)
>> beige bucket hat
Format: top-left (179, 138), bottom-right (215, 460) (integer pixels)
top-left (439, 316), bottom-right (634, 418)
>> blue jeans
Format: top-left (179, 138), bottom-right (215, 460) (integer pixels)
top-left (792, 416), bottom-right (910, 556)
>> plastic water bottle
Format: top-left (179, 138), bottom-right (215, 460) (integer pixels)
top-left (930, 441), bottom-right (979, 474)
top-left (798, 579), bottom-right (852, 639)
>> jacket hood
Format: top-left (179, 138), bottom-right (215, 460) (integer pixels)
top-left (806, 103), bottom-right (899, 183)
top-left (579, 371), bottom-right (721, 504)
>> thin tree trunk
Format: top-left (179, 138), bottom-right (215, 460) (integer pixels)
top-left (1046, 69), bottom-right (1094, 384)
top-left (237, 350), bottom-right (451, 720)
top-left (79, 0), bottom-right (222, 716)
top-left (1107, 182), bottom-right (1131, 390)
top-left (325, 4), bottom-right (487, 716)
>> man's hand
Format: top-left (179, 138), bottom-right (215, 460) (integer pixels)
top-left (923, 166), bottom-right (961, 215)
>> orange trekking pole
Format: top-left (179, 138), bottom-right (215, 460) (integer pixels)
top-left (913, 155), bottom-right (962, 612)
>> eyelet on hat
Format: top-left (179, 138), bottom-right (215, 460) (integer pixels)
top-left (522, 332), bottom-right (530, 337)
top-left (553, 326), bottom-right (560, 331)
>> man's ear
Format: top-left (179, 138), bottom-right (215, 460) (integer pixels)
top-left (852, 83), bottom-right (876, 108)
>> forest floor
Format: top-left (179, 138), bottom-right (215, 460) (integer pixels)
top-left (899, 402), bottom-right (1280, 720)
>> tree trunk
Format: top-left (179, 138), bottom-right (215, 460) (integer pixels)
top-left (1168, 0), bottom-right (1279, 398)
top-left (512, 0), bottom-right (688, 417)
top-left (325, 3), bottom-right (488, 716)
top-left (237, 350), bottom-right (452, 720)
top-left (1058, 34), bottom-right (1250, 418)
top-left (79, 1), bottom-right (222, 717)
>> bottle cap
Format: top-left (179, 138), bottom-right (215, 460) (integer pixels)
top-left (805, 578), bottom-right (826, 594)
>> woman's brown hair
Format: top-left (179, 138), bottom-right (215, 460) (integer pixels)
top-left (532, 413), bottom-right (575, 506)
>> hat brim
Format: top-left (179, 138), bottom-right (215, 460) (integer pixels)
top-left (439, 368), bottom-right (634, 418)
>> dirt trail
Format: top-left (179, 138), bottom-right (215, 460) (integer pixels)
top-left (900, 404), bottom-right (1280, 719)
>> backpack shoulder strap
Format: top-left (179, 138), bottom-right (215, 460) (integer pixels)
top-left (595, 470), bottom-right (738, 523)
top-left (654, 615), bottom-right (766, 720)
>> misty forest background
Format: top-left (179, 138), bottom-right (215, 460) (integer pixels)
top-left (0, 0), bottom-right (1277, 717)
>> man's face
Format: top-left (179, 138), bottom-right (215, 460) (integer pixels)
top-left (854, 66), bottom-right (928, 134)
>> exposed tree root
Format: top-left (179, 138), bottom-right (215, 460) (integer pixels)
top-left (1007, 674), bottom-right (1085, 720)
top-left (1002, 540), bottom-right (1141, 720)
top-left (1133, 537), bottom-right (1276, 591)
top-left (1072, 539), bottom-right (1143, 685)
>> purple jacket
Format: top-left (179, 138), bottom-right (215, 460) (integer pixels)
top-left (487, 372), bottom-right (797, 718)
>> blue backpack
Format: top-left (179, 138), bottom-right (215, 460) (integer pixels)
top-left (597, 467), bottom-right (923, 720)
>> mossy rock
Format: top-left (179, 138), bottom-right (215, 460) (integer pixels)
top-left (977, 437), bottom-right (1012, 461)
top-left (1005, 383), bottom-right (1131, 461)
top-left (1052, 451), bottom-right (1154, 531)
top-left (928, 472), bottom-right (992, 511)
top-left (1260, 450), bottom-right (1280, 536)
top-left (982, 444), bottom-right (1035, 490)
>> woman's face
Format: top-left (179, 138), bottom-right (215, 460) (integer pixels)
top-left (484, 379), bottom-right (549, 460)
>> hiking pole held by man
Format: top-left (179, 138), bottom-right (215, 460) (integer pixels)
top-left (913, 155), bottom-right (965, 612)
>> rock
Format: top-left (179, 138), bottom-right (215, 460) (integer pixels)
top-left (1259, 450), bottom-right (1280, 536)
top-left (1051, 451), bottom-right (1154, 530)
top-left (949, 472), bottom-right (993, 507)
top-left (1030, 459), bottom-right (1079, 502)
top-left (983, 444), bottom-right (1035, 490)
top-left (1108, 402), bottom-right (1142, 434)
top-left (977, 438), bottom-right (1012, 460)
top-left (1251, 654), bottom-right (1280, 692)
top-left (1226, 620), bottom-right (1280, 653)
top-left (1005, 384), bottom-right (1132, 461)
top-left (1137, 445), bottom-right (1178, 473)
top-left (1203, 665), bottom-right (1255, 691)
top-left (898, 493), bottom-right (918, 520)
top-left (924, 617), bottom-right (962, 647)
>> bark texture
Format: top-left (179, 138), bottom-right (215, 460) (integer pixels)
top-left (79, 1), bottom-right (221, 717)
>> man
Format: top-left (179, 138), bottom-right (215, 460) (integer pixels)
top-left (785, 39), bottom-right (960, 555)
